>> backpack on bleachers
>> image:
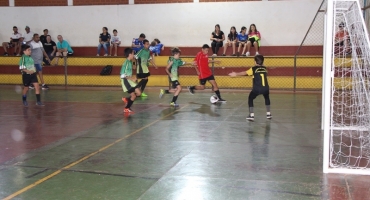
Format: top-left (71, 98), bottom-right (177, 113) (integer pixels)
top-left (100, 65), bottom-right (113, 75)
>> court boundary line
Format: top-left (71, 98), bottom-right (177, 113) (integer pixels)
top-left (2, 105), bottom-right (188, 200)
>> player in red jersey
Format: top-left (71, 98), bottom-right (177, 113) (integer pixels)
top-left (187, 44), bottom-right (226, 102)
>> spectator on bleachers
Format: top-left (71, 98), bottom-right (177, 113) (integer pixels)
top-left (149, 38), bottom-right (164, 56)
top-left (110, 29), bottom-right (121, 56)
top-left (236, 26), bottom-right (248, 57)
top-left (210, 24), bottom-right (225, 56)
top-left (132, 33), bottom-right (146, 53)
top-left (54, 35), bottom-right (73, 66)
top-left (40, 29), bottom-right (48, 45)
top-left (2, 26), bottom-right (23, 56)
top-left (246, 24), bottom-right (261, 56)
top-left (222, 26), bottom-right (237, 56)
top-left (335, 22), bottom-right (350, 54)
top-left (29, 33), bottom-right (50, 90)
top-left (97, 27), bottom-right (111, 56)
top-left (43, 35), bottom-right (56, 65)
top-left (23, 26), bottom-right (34, 45)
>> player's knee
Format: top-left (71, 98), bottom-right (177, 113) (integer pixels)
top-left (177, 85), bottom-right (182, 91)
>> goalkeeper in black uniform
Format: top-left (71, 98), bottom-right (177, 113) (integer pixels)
top-left (229, 54), bottom-right (271, 121)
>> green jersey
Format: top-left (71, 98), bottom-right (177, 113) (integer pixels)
top-left (19, 55), bottom-right (35, 72)
top-left (134, 48), bottom-right (151, 74)
top-left (120, 59), bottom-right (133, 77)
top-left (168, 57), bottom-right (185, 81)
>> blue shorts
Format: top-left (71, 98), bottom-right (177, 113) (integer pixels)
top-left (35, 64), bottom-right (42, 72)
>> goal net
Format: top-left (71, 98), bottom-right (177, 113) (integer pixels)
top-left (323, 0), bottom-right (370, 174)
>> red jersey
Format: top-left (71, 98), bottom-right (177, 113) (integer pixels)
top-left (194, 51), bottom-right (212, 79)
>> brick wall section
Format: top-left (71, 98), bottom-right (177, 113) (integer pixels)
top-left (135, 0), bottom-right (192, 4)
top-left (74, 0), bottom-right (128, 5)
top-left (0, 0), bottom-right (9, 6)
top-left (15, 0), bottom-right (67, 6)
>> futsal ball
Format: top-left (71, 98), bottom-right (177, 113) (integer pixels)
top-left (210, 95), bottom-right (219, 104)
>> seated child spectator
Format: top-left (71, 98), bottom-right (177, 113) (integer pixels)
top-left (236, 26), bottom-right (248, 57)
top-left (110, 29), bottom-right (121, 56)
top-left (246, 24), bottom-right (261, 56)
top-left (97, 27), bottom-right (111, 56)
top-left (149, 38), bottom-right (164, 56)
top-left (132, 33), bottom-right (146, 53)
top-left (2, 26), bottom-right (23, 56)
top-left (222, 26), bottom-right (237, 56)
top-left (335, 22), bottom-right (350, 54)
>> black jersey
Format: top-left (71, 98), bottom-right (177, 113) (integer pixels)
top-left (247, 65), bottom-right (269, 92)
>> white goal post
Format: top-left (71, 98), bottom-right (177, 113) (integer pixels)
top-left (323, 0), bottom-right (370, 175)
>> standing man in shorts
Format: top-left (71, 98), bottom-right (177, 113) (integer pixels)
top-left (187, 44), bottom-right (226, 102)
top-left (29, 33), bottom-right (50, 90)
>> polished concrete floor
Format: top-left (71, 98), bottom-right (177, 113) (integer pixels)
top-left (0, 85), bottom-right (369, 200)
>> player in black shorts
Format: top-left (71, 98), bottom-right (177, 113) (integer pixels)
top-left (229, 54), bottom-right (271, 121)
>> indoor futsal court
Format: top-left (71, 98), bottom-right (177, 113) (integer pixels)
top-left (0, 85), bottom-right (369, 199)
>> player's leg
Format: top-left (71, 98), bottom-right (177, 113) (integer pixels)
top-left (32, 76), bottom-right (44, 106)
top-left (247, 90), bottom-right (258, 121)
top-left (22, 74), bottom-right (30, 106)
top-left (263, 91), bottom-right (271, 119)
top-left (187, 78), bottom-right (206, 94)
top-left (170, 83), bottom-right (182, 107)
top-left (138, 77), bottom-right (148, 96)
top-left (209, 78), bottom-right (226, 102)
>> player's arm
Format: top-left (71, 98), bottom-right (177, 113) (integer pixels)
top-left (149, 56), bottom-right (157, 69)
top-left (41, 48), bottom-right (50, 61)
top-left (165, 61), bottom-right (173, 77)
top-left (229, 68), bottom-right (252, 77)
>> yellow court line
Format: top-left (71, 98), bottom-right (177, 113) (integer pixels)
top-left (3, 105), bottom-right (189, 200)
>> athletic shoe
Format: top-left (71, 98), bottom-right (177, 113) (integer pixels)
top-left (36, 101), bottom-right (45, 106)
top-left (170, 102), bottom-right (179, 107)
top-left (255, 52), bottom-right (259, 56)
top-left (104, 54), bottom-right (108, 56)
top-left (13, 52), bottom-right (17, 56)
top-left (16, 54), bottom-right (20, 56)
top-left (221, 54), bottom-right (226, 56)
top-left (41, 84), bottom-right (49, 90)
top-left (123, 108), bottom-right (134, 113)
top-left (242, 54), bottom-right (246, 57)
top-left (267, 114), bottom-right (272, 119)
top-left (122, 97), bottom-right (128, 105)
top-left (23, 100), bottom-right (28, 107)
top-left (212, 54), bottom-right (217, 57)
top-left (140, 92), bottom-right (148, 97)
top-left (231, 54), bottom-right (236, 56)
top-left (245, 52), bottom-right (250, 56)
top-left (218, 98), bottom-right (227, 103)
top-left (246, 115), bottom-right (254, 121)
top-left (96, 54), bottom-right (99, 56)
top-left (159, 89), bottom-right (165, 98)
top-left (187, 86), bottom-right (194, 94)
top-left (29, 84), bottom-right (35, 89)
top-left (236, 52), bottom-right (240, 57)
top-left (3, 52), bottom-right (8, 56)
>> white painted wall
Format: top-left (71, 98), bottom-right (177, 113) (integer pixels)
top-left (0, 0), bottom-right (323, 47)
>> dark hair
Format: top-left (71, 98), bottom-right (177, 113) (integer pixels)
top-left (21, 44), bottom-right (30, 52)
top-left (113, 29), bottom-right (117, 32)
top-left (240, 26), bottom-right (246, 34)
top-left (339, 22), bottom-right (345, 27)
top-left (33, 33), bottom-right (39, 37)
top-left (143, 39), bottom-right (149, 45)
top-left (103, 27), bottom-right (108, 32)
top-left (124, 47), bottom-right (133, 58)
top-left (150, 41), bottom-right (156, 47)
top-left (248, 24), bottom-right (258, 35)
top-left (13, 26), bottom-right (17, 29)
top-left (229, 26), bottom-right (237, 40)
top-left (254, 54), bottom-right (264, 65)
top-left (171, 47), bottom-right (181, 56)
top-left (43, 29), bottom-right (48, 32)
top-left (46, 35), bottom-right (52, 39)
top-left (139, 33), bottom-right (146, 38)
top-left (214, 24), bottom-right (221, 33)
top-left (202, 44), bottom-right (210, 49)
top-left (154, 38), bottom-right (161, 44)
